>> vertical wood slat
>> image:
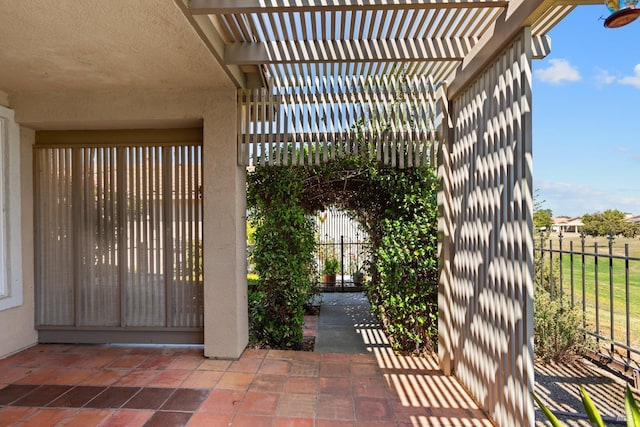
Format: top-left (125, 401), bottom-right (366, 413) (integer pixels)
top-left (441, 28), bottom-right (534, 427)
top-left (237, 76), bottom-right (439, 168)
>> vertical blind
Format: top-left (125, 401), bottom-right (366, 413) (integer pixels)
top-left (34, 130), bottom-right (203, 330)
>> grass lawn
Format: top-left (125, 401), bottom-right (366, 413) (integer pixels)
top-left (538, 233), bottom-right (640, 359)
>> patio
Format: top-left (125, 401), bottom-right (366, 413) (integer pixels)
top-left (0, 343), bottom-right (492, 426)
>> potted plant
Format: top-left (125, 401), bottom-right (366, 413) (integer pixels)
top-left (352, 268), bottom-right (365, 286)
top-left (322, 256), bottom-right (339, 286)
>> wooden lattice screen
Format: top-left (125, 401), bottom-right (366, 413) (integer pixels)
top-left (439, 28), bottom-right (535, 426)
top-left (238, 76), bottom-right (440, 168)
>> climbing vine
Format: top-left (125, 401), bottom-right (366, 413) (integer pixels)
top-left (247, 152), bottom-right (439, 353)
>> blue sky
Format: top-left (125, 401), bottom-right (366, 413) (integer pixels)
top-left (532, 5), bottom-right (640, 217)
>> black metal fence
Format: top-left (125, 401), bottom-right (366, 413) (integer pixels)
top-left (536, 232), bottom-right (640, 372)
top-left (315, 208), bottom-right (370, 292)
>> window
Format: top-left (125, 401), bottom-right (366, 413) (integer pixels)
top-left (0, 105), bottom-right (22, 311)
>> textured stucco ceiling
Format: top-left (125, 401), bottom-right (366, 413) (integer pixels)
top-left (0, 0), bottom-right (232, 95)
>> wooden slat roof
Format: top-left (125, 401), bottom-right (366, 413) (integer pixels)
top-left (176, 1), bottom-right (599, 89)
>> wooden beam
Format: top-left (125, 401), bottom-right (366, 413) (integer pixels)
top-left (189, 0), bottom-right (509, 14)
top-left (225, 38), bottom-right (478, 65)
top-left (173, 0), bottom-right (246, 88)
top-left (531, 34), bottom-right (551, 59)
top-left (447, 0), bottom-right (572, 99)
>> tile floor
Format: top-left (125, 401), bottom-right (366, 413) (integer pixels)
top-left (0, 344), bottom-right (493, 426)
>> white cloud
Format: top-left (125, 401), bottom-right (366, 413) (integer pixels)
top-left (619, 64), bottom-right (640, 88)
top-left (535, 59), bottom-right (581, 84)
top-left (535, 181), bottom-right (640, 216)
top-left (595, 69), bottom-right (616, 86)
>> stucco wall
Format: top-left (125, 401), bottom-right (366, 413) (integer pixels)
top-left (4, 87), bottom-right (247, 359)
top-left (0, 102), bottom-right (38, 359)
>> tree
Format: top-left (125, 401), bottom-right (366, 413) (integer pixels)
top-left (582, 209), bottom-right (640, 238)
top-left (533, 208), bottom-right (553, 231)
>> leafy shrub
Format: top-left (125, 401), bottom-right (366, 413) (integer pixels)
top-left (247, 167), bottom-right (317, 349)
top-left (534, 286), bottom-right (589, 363)
top-left (365, 167), bottom-right (439, 353)
top-left (247, 151), bottom-right (439, 353)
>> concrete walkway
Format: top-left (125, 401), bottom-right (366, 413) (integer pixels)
top-left (314, 292), bottom-right (390, 354)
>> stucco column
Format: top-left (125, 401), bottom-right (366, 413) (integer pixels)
top-left (202, 88), bottom-right (248, 359)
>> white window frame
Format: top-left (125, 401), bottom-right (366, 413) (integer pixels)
top-left (0, 105), bottom-right (23, 311)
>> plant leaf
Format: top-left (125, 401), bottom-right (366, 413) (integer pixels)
top-left (580, 386), bottom-right (605, 427)
top-left (625, 385), bottom-right (640, 427)
top-left (533, 393), bottom-right (565, 427)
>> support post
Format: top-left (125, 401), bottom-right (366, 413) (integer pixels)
top-left (203, 88), bottom-right (249, 359)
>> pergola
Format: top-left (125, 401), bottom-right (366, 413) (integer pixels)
top-left (174, 2), bottom-right (599, 426)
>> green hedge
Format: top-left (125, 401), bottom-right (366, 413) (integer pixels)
top-left (247, 154), bottom-right (439, 352)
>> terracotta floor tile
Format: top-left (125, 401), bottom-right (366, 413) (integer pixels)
top-left (273, 417), bottom-right (315, 427)
top-left (0, 406), bottom-right (38, 425)
top-left (75, 354), bottom-right (119, 369)
top-left (290, 360), bottom-right (320, 377)
top-left (357, 422), bottom-right (399, 427)
top-left (20, 408), bottom-right (77, 427)
top-left (146, 369), bottom-right (191, 388)
top-left (266, 350), bottom-right (295, 360)
top-left (56, 408), bottom-right (113, 427)
top-left (15, 368), bottom-right (62, 385)
top-left (350, 363), bottom-right (381, 377)
top-left (114, 369), bottom-right (160, 387)
top-left (316, 394), bottom-right (355, 420)
top-left (101, 409), bottom-right (154, 427)
top-left (349, 354), bottom-right (377, 364)
top-left (277, 393), bottom-right (316, 418)
top-left (186, 412), bottom-right (232, 426)
top-left (321, 353), bottom-right (350, 364)
top-left (249, 374), bottom-right (287, 393)
top-left (80, 370), bottom-right (126, 386)
top-left (230, 414), bottom-right (274, 427)
top-left (0, 384), bottom-right (39, 405)
top-left (49, 369), bottom-right (96, 385)
top-left (199, 389), bottom-right (245, 414)
top-left (287, 351), bottom-right (321, 362)
top-left (352, 378), bottom-right (389, 398)
top-left (160, 388), bottom-right (209, 412)
top-left (85, 386), bottom-right (140, 408)
top-left (284, 376), bottom-right (318, 394)
top-left (167, 355), bottom-right (204, 370)
top-left (259, 359), bottom-right (291, 375)
top-left (315, 420), bottom-right (356, 427)
top-left (181, 370), bottom-right (223, 389)
top-left (48, 386), bottom-right (105, 408)
top-left (354, 396), bottom-right (394, 422)
top-left (142, 411), bottom-right (193, 427)
top-left (228, 357), bottom-right (263, 373)
top-left (108, 354), bottom-right (149, 369)
top-left (319, 377), bottom-right (351, 397)
top-left (123, 387), bottom-right (175, 410)
top-left (0, 367), bottom-right (31, 383)
top-left (197, 359), bottom-right (231, 371)
top-left (216, 372), bottom-right (254, 391)
top-left (13, 385), bottom-right (73, 407)
top-left (319, 362), bottom-right (350, 378)
top-left (241, 348), bottom-right (268, 359)
top-left (138, 355), bottom-right (176, 370)
top-left (236, 391), bottom-right (279, 416)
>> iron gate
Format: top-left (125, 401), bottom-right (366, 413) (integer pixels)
top-left (315, 207), bottom-right (370, 292)
top-left (33, 129), bottom-right (204, 344)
